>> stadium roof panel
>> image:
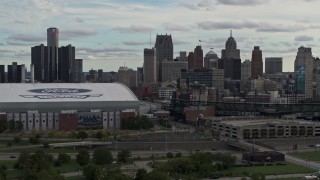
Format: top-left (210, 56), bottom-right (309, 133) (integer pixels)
top-left (0, 83), bottom-right (138, 103)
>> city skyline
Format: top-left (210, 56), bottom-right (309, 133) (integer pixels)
top-left (0, 0), bottom-right (320, 72)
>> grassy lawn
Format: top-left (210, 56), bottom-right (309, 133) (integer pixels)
top-left (53, 160), bottom-right (80, 174)
top-left (290, 151), bottom-right (320, 162)
top-left (219, 163), bottom-right (314, 177)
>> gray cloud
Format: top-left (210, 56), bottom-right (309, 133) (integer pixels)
top-left (122, 41), bottom-right (149, 46)
top-left (7, 34), bottom-right (45, 42)
top-left (198, 21), bottom-right (259, 30)
top-left (162, 23), bottom-right (189, 32)
top-left (77, 47), bottom-right (137, 53)
top-left (180, 1), bottom-right (214, 11)
top-left (173, 39), bottom-right (190, 45)
top-left (113, 25), bottom-right (154, 33)
top-left (75, 17), bottom-right (84, 23)
top-left (256, 25), bottom-right (304, 32)
top-left (216, 0), bottom-right (268, 6)
top-left (295, 35), bottom-right (314, 41)
top-left (60, 29), bottom-right (97, 39)
top-left (0, 49), bottom-right (14, 53)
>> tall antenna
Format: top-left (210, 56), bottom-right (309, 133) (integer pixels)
top-left (150, 32), bottom-right (151, 49)
top-left (230, 30), bottom-right (232, 37)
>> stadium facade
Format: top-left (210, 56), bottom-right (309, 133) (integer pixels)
top-left (0, 83), bottom-right (139, 131)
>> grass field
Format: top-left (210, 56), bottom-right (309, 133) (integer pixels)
top-left (219, 163), bottom-right (314, 177)
top-left (290, 151), bottom-right (320, 162)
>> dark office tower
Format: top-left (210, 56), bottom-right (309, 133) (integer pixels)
top-left (31, 44), bottom-right (48, 82)
top-left (154, 34), bottom-right (173, 82)
top-left (220, 31), bottom-right (241, 80)
top-left (193, 46), bottom-right (203, 69)
top-left (251, 46), bottom-right (263, 78)
top-left (137, 67), bottom-right (144, 86)
top-left (47, 27), bottom-right (59, 82)
top-left (187, 52), bottom-right (195, 69)
top-left (72, 59), bottom-right (83, 83)
top-left (7, 62), bottom-right (24, 83)
top-left (58, 44), bottom-right (75, 82)
top-left (0, 65), bottom-right (5, 83)
top-left (265, 57), bottom-right (283, 74)
top-left (143, 48), bottom-right (157, 83)
top-left (221, 31), bottom-right (240, 59)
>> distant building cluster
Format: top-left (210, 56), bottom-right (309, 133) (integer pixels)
top-left (2, 28), bottom-right (320, 106)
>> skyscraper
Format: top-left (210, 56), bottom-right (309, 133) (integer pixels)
top-left (294, 46), bottom-right (313, 100)
top-left (59, 44), bottom-right (75, 82)
top-left (47, 27), bottom-right (59, 82)
top-left (154, 34), bottom-right (173, 82)
top-left (220, 31), bottom-right (241, 80)
top-left (221, 31), bottom-right (240, 59)
top-left (265, 57), bottom-right (283, 74)
top-left (143, 48), bottom-right (157, 84)
top-left (241, 60), bottom-right (251, 80)
top-left (31, 44), bottom-right (48, 82)
top-left (0, 65), bottom-right (5, 83)
top-left (162, 60), bottom-right (188, 82)
top-left (187, 45), bottom-right (204, 69)
top-left (204, 49), bottom-right (219, 69)
top-left (117, 66), bottom-right (137, 89)
top-left (7, 62), bottom-right (25, 83)
top-left (251, 46), bottom-right (263, 78)
top-left (72, 59), bottom-right (83, 83)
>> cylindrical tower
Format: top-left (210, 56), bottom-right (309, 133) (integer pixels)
top-left (47, 27), bottom-right (59, 82)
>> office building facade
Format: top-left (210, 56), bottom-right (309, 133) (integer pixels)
top-left (294, 46), bottom-right (314, 100)
top-left (58, 45), bottom-right (75, 82)
top-left (161, 60), bottom-right (188, 82)
top-left (47, 27), bottom-right (59, 82)
top-left (241, 60), bottom-right (251, 80)
top-left (204, 49), bottom-right (219, 69)
top-left (154, 34), bottom-right (173, 82)
top-left (31, 44), bottom-right (48, 82)
top-left (143, 48), bottom-right (157, 84)
top-left (251, 46), bottom-right (263, 78)
top-left (265, 57), bottom-right (283, 74)
top-left (0, 65), bottom-right (5, 83)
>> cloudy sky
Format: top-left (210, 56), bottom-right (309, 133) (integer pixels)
top-left (0, 0), bottom-right (319, 72)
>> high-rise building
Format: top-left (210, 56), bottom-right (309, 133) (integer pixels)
top-left (294, 46), bottom-right (313, 100)
top-left (0, 65), bottom-right (5, 83)
top-left (177, 51), bottom-right (187, 61)
top-left (72, 59), bottom-right (83, 83)
top-left (221, 31), bottom-right (240, 59)
top-left (180, 68), bottom-right (224, 89)
top-left (241, 60), bottom-right (251, 80)
top-left (187, 52), bottom-right (195, 69)
top-left (137, 67), bottom-right (144, 86)
top-left (204, 48), bottom-right (219, 69)
top-left (251, 46), bottom-right (263, 78)
top-left (117, 66), bottom-right (137, 89)
top-left (31, 44), bottom-right (48, 82)
top-left (162, 60), bottom-right (188, 82)
top-left (47, 27), bottom-right (59, 82)
top-left (265, 57), bottom-right (283, 74)
top-left (154, 34), bottom-right (173, 82)
top-left (143, 48), bottom-right (157, 84)
top-left (188, 46), bottom-right (204, 69)
top-left (58, 44), bottom-right (75, 82)
top-left (220, 31), bottom-right (241, 80)
top-left (7, 62), bottom-right (25, 83)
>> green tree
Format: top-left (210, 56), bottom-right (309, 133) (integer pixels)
top-left (117, 150), bottom-right (131, 163)
top-left (92, 148), bottom-right (113, 165)
top-left (76, 149), bottom-right (90, 166)
top-left (144, 171), bottom-right (170, 180)
top-left (15, 121), bottom-right (23, 132)
top-left (0, 121), bottom-right (7, 133)
top-left (135, 168), bottom-right (147, 180)
top-left (95, 130), bottom-right (104, 140)
top-left (13, 136), bottom-right (21, 143)
top-left (7, 120), bottom-right (15, 132)
top-left (83, 164), bottom-right (100, 180)
top-left (0, 165), bottom-right (7, 180)
top-left (29, 136), bottom-right (39, 144)
top-left (77, 130), bottom-right (88, 141)
top-left (58, 153), bottom-right (71, 164)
